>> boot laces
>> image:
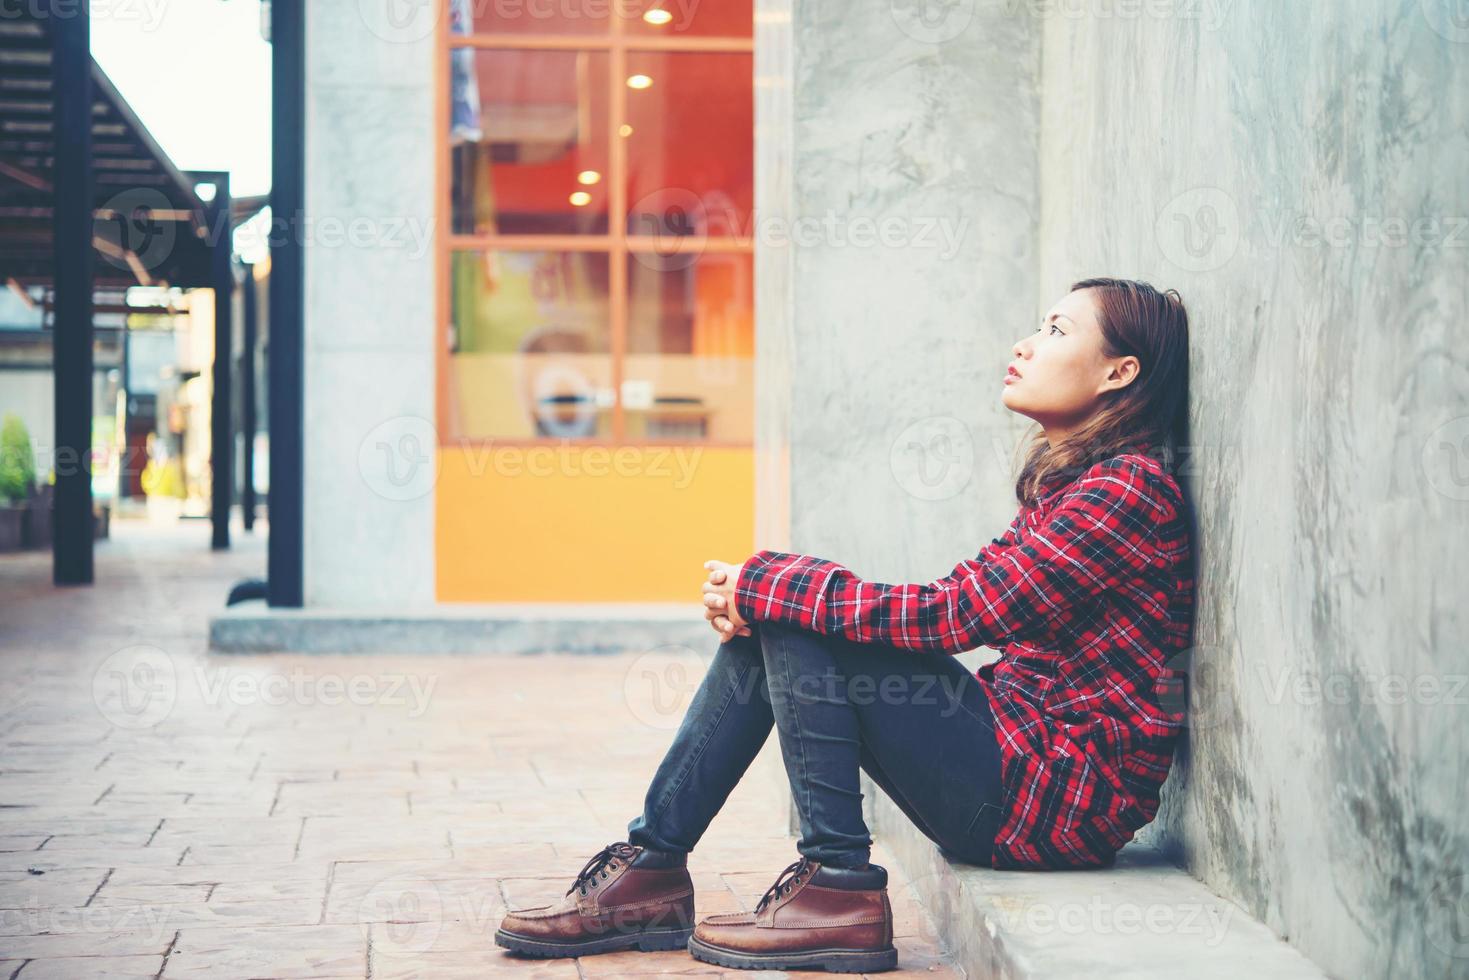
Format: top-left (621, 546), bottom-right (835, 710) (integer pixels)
top-left (567, 841), bottom-right (638, 897)
top-left (755, 857), bottom-right (812, 914)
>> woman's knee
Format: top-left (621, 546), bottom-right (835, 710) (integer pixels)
top-left (708, 624), bottom-right (770, 669)
top-left (751, 620), bottom-right (804, 644)
top-left (699, 633), bottom-right (775, 712)
top-left (704, 630), bottom-right (765, 684)
top-left (754, 621), bottom-right (830, 666)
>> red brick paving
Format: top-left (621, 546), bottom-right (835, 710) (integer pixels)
top-left (0, 520), bottom-right (958, 978)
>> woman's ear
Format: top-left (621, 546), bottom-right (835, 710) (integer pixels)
top-left (1102, 355), bottom-right (1140, 392)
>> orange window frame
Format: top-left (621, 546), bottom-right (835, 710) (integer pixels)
top-left (434, 8), bottom-right (756, 449)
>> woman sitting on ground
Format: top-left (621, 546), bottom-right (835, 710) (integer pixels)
top-left (495, 276), bottom-right (1196, 973)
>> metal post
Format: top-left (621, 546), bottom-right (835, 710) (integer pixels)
top-left (202, 170), bottom-right (233, 551)
top-left (50, 6), bottom-right (94, 586)
top-left (119, 314), bottom-right (131, 499)
top-left (241, 262), bottom-right (257, 531)
top-left (268, 0), bottom-right (305, 606)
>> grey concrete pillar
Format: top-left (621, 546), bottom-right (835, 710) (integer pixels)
top-left (302, 1), bottom-right (437, 607)
top-left (755, 0), bottom-right (1041, 580)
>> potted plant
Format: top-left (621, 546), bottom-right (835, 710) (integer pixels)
top-left (0, 414), bottom-right (36, 552)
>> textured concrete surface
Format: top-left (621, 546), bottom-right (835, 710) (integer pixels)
top-left (0, 520), bottom-right (961, 977)
top-left (1030, 4), bottom-right (1469, 978)
top-left (754, 0), bottom-right (1041, 572)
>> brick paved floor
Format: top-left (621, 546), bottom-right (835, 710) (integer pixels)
top-left (0, 519), bottom-right (960, 979)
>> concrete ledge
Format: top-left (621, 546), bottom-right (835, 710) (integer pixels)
top-left (208, 603), bottom-right (720, 654)
top-left (870, 788), bottom-right (1327, 980)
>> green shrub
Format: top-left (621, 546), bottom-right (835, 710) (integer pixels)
top-left (0, 414), bottom-right (37, 505)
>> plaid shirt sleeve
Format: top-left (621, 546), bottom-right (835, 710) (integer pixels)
top-left (732, 457), bottom-right (1168, 654)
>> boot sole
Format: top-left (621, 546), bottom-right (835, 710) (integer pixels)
top-left (687, 934), bottom-right (899, 973)
top-left (495, 924), bottom-right (693, 958)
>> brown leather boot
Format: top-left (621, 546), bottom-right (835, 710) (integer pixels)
top-left (687, 856), bottom-right (898, 972)
top-left (494, 841), bottom-right (695, 957)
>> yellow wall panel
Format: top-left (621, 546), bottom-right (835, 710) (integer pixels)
top-left (435, 445), bottom-right (756, 602)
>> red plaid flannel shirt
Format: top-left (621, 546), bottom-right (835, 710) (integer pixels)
top-left (733, 451), bottom-right (1194, 870)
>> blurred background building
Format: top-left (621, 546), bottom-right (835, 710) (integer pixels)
top-left (0, 20), bottom-right (269, 560)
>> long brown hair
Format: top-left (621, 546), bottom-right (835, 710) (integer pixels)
top-left (1014, 276), bottom-right (1190, 507)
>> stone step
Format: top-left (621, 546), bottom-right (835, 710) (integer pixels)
top-left (871, 789), bottom-right (1328, 980)
top-left (209, 603), bottom-right (718, 654)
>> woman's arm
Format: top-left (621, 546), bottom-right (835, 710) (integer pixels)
top-left (732, 457), bottom-right (1171, 654)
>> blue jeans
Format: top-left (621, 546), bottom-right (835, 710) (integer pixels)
top-left (626, 621), bottom-right (1006, 869)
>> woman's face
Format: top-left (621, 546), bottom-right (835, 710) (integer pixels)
top-left (1001, 288), bottom-right (1139, 439)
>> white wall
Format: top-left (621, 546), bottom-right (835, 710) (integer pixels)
top-left (0, 373), bottom-right (54, 479)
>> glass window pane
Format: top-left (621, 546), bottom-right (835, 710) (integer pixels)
top-left (450, 49), bottom-right (610, 236)
top-left (624, 52), bottom-right (752, 242)
top-left (625, 250), bottom-right (753, 443)
top-left (624, 0), bottom-right (753, 37)
top-left (449, 249), bottom-right (613, 440)
top-left (458, 0), bottom-right (610, 35)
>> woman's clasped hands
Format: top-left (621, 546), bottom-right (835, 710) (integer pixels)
top-left (701, 559), bottom-right (752, 641)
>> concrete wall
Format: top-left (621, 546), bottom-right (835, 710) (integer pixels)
top-left (755, 0), bottom-right (1042, 585)
top-left (303, 1), bottom-right (437, 607)
top-left (1033, 3), bottom-right (1467, 977)
top-left (759, 1), bottom-right (1466, 977)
